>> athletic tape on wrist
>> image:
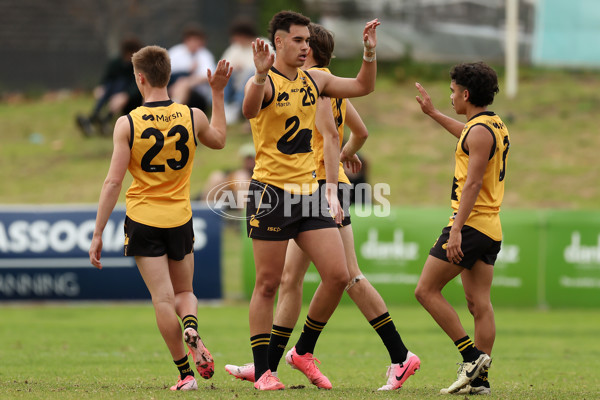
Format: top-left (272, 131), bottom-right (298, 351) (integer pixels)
top-left (363, 43), bottom-right (376, 62)
top-left (253, 74), bottom-right (267, 85)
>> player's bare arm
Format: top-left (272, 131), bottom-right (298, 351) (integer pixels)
top-left (312, 19), bottom-right (380, 100)
top-left (242, 38), bottom-right (275, 119)
top-left (316, 96), bottom-right (343, 224)
top-left (415, 82), bottom-right (465, 138)
top-left (446, 126), bottom-right (493, 264)
top-left (340, 100), bottom-right (368, 173)
top-left (89, 116), bottom-right (131, 269)
top-left (196, 59), bottom-right (232, 149)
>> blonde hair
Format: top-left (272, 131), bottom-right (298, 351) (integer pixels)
top-left (131, 45), bottom-right (171, 88)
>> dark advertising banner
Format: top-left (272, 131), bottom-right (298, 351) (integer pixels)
top-left (0, 203), bottom-right (221, 301)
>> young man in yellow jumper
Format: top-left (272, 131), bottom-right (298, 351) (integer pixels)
top-left (414, 62), bottom-right (510, 395)
top-left (226, 21), bottom-right (419, 391)
top-left (89, 45), bottom-right (232, 391)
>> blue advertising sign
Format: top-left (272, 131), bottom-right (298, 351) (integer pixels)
top-left (0, 203), bottom-right (221, 301)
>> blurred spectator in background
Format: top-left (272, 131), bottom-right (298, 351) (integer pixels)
top-left (76, 36), bottom-right (143, 137)
top-left (168, 24), bottom-right (216, 112)
top-left (199, 143), bottom-right (255, 208)
top-left (221, 18), bottom-right (258, 124)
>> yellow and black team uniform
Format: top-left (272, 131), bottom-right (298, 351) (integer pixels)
top-left (124, 100), bottom-right (197, 260)
top-left (430, 111), bottom-right (510, 269)
top-left (246, 67), bottom-right (336, 240)
top-left (309, 66), bottom-right (352, 227)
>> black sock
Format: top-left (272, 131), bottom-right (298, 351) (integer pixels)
top-left (454, 335), bottom-right (482, 362)
top-left (295, 315), bottom-right (326, 355)
top-left (369, 312), bottom-right (408, 364)
top-left (182, 314), bottom-right (198, 332)
top-left (268, 325), bottom-right (293, 372)
top-left (174, 355), bottom-right (194, 379)
top-left (251, 333), bottom-right (270, 381)
top-left (472, 367), bottom-right (490, 387)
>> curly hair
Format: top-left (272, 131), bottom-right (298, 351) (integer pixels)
top-left (450, 62), bottom-right (499, 107)
top-left (268, 10), bottom-right (311, 48)
top-left (308, 23), bottom-right (335, 67)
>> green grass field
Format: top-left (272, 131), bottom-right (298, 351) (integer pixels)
top-left (1, 303), bottom-right (598, 399)
top-left (1, 66), bottom-right (600, 398)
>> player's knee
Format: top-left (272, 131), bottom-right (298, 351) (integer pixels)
top-left (345, 274), bottom-right (366, 292)
top-left (255, 277), bottom-right (281, 298)
top-left (337, 269), bottom-right (351, 287)
top-left (279, 271), bottom-right (303, 293)
top-left (323, 269), bottom-right (349, 291)
top-left (256, 284), bottom-right (279, 298)
top-left (465, 295), bottom-right (492, 318)
top-left (466, 298), bottom-right (476, 316)
top-left (414, 284), bottom-right (428, 305)
top-left (151, 292), bottom-right (175, 308)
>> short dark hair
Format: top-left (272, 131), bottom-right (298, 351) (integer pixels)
top-left (182, 23), bottom-right (206, 40)
top-left (450, 62), bottom-right (499, 107)
top-left (132, 45), bottom-right (171, 88)
top-left (229, 17), bottom-right (257, 38)
top-left (268, 10), bottom-right (311, 48)
top-left (120, 36), bottom-right (143, 56)
top-left (308, 23), bottom-right (334, 67)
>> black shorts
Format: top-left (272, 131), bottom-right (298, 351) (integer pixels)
top-left (246, 179), bottom-right (337, 241)
top-left (317, 180), bottom-right (352, 227)
top-left (124, 216), bottom-right (194, 261)
top-left (429, 225), bottom-right (501, 269)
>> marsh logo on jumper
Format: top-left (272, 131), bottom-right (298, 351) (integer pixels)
top-left (205, 180), bottom-right (279, 220)
top-left (142, 114), bottom-right (155, 121)
top-left (276, 91), bottom-right (291, 107)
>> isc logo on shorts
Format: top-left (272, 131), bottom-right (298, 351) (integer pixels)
top-left (267, 226), bottom-right (282, 232)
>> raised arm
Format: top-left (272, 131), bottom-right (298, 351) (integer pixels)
top-left (316, 96), bottom-right (343, 224)
top-left (196, 59), bottom-right (232, 149)
top-left (89, 116), bottom-right (131, 269)
top-left (415, 82), bottom-right (464, 138)
top-left (314, 19), bottom-right (380, 100)
top-left (242, 38), bottom-right (275, 119)
top-left (340, 100), bottom-right (368, 173)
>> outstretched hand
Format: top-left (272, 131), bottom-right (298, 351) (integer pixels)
top-left (363, 19), bottom-right (381, 50)
top-left (252, 38), bottom-right (274, 75)
top-left (208, 59), bottom-right (233, 91)
top-left (415, 82), bottom-right (436, 115)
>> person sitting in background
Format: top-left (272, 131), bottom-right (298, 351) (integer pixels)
top-left (76, 36), bottom-right (143, 137)
top-left (221, 18), bottom-right (259, 124)
top-left (199, 143), bottom-right (255, 210)
top-left (168, 24), bottom-right (216, 112)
